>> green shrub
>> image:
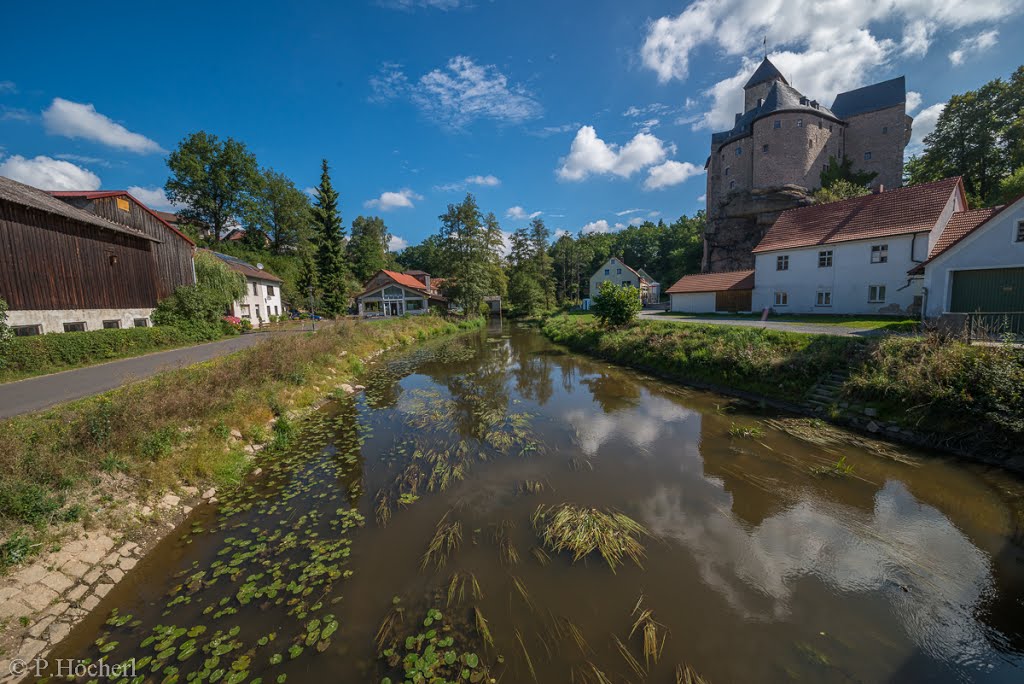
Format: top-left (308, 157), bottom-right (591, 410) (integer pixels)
top-left (592, 281), bottom-right (642, 327)
top-left (0, 297), bottom-right (12, 370)
top-left (153, 251), bottom-right (246, 329)
top-left (0, 482), bottom-right (65, 525)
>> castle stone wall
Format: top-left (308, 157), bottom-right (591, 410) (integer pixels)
top-left (842, 105), bottom-right (908, 190)
top-left (744, 81), bottom-right (776, 113)
top-left (751, 112), bottom-right (842, 191)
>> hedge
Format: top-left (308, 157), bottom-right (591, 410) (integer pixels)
top-left (0, 325), bottom-right (224, 378)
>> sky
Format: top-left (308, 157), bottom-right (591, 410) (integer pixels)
top-left (1, 0), bottom-right (1023, 251)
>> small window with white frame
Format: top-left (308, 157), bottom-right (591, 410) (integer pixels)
top-left (816, 289), bottom-right (832, 307)
top-left (102, 320), bottom-right (121, 329)
top-left (774, 291), bottom-right (788, 306)
top-left (1016, 219), bottom-right (1024, 242)
top-left (776, 255), bottom-right (789, 271)
top-left (818, 250), bottom-right (833, 268)
top-left (13, 324), bottom-right (42, 337)
top-left (134, 318), bottom-right (149, 328)
top-left (868, 285), bottom-right (886, 303)
top-left (870, 244), bottom-right (888, 263)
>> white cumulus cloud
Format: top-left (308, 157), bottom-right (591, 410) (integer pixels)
top-left (0, 154), bottom-right (101, 190)
top-left (42, 98), bottom-right (164, 154)
top-left (949, 29), bottom-right (999, 65)
top-left (905, 91), bottom-right (923, 114)
top-left (644, 160), bottom-right (705, 190)
top-left (506, 205), bottom-right (542, 220)
top-left (388, 235), bottom-right (409, 251)
top-left (908, 102), bottom-right (946, 155)
top-left (581, 219), bottom-right (613, 234)
top-left (127, 186), bottom-right (178, 211)
top-left (436, 174), bottom-right (501, 191)
top-left (365, 188), bottom-right (423, 211)
top-left (558, 126), bottom-right (673, 182)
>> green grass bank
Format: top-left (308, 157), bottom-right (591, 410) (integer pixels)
top-left (541, 315), bottom-right (1024, 462)
top-left (0, 314), bottom-right (483, 569)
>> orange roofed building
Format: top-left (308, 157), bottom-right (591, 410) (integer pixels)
top-left (355, 270), bottom-right (447, 317)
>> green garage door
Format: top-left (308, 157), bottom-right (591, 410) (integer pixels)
top-left (950, 268), bottom-right (1024, 312)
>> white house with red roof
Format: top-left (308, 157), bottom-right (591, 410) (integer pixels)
top-left (749, 178), bottom-right (966, 315)
top-left (909, 195), bottom-right (1024, 323)
top-left (588, 257), bottom-right (658, 304)
top-left (355, 270), bottom-right (447, 317)
top-left (204, 251), bottom-right (283, 326)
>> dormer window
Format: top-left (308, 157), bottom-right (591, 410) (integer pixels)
top-left (757, 98), bottom-right (764, 107)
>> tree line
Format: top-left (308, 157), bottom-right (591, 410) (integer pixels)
top-left (906, 65), bottom-right (1024, 206)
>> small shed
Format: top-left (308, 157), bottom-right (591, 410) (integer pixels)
top-left (666, 270), bottom-right (755, 313)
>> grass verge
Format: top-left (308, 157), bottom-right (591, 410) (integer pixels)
top-left (0, 314), bottom-right (484, 570)
top-left (653, 311), bottom-right (919, 332)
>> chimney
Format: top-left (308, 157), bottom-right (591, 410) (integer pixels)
top-left (423, 274), bottom-right (431, 292)
top-left (874, 184), bottom-right (885, 194)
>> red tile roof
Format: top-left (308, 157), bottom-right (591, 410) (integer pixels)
top-left (203, 249), bottom-right (283, 283)
top-left (666, 270), bottom-right (754, 294)
top-left (382, 269), bottom-right (430, 290)
top-left (908, 199), bottom-right (1018, 274)
top-left (49, 190), bottom-right (196, 246)
top-left (752, 177), bottom-right (964, 253)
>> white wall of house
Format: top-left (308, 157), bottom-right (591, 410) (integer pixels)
top-left (231, 277), bottom-right (283, 327)
top-left (752, 233), bottom-right (930, 315)
top-left (589, 258), bottom-right (646, 298)
top-left (6, 308), bottom-right (156, 335)
top-left (921, 201), bottom-right (1024, 318)
top-left (670, 292), bottom-right (717, 313)
top-left (357, 284), bottom-right (430, 317)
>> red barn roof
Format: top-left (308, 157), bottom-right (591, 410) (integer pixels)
top-left (752, 178), bottom-right (964, 253)
top-left (666, 270), bottom-right (754, 294)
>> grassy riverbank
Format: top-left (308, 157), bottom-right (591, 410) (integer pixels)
top-left (0, 314), bottom-right (483, 568)
top-left (542, 314), bottom-right (1024, 457)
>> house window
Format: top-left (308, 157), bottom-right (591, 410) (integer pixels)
top-left (102, 320), bottom-right (121, 329)
top-left (134, 318), bottom-right (149, 328)
top-left (774, 120), bottom-right (781, 129)
top-left (864, 151), bottom-right (872, 161)
top-left (762, 144), bottom-right (769, 153)
top-left (13, 324), bottom-right (41, 337)
top-left (868, 285), bottom-right (886, 303)
top-left (796, 119), bottom-right (803, 128)
top-left (252, 282), bottom-right (259, 296)
top-left (623, 280), bottom-right (631, 286)
top-left (870, 244), bottom-right (888, 263)
top-left (604, 269), bottom-right (609, 275)
top-left (616, 268), bottom-right (622, 274)
top-left (735, 146), bottom-right (742, 156)
top-left (255, 305), bottom-right (261, 321)
top-left (816, 289), bottom-right (833, 307)
top-left (267, 285), bottom-right (275, 297)
top-left (774, 291), bottom-right (789, 306)
top-left (776, 255), bottom-right (789, 271)
top-left (241, 304), bottom-right (251, 318)
top-left (63, 322), bottom-right (86, 333)
top-left (818, 250), bottom-right (833, 268)
top-left (1016, 220), bottom-right (1024, 242)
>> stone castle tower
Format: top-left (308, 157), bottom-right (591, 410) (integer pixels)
top-left (702, 57), bottom-right (913, 272)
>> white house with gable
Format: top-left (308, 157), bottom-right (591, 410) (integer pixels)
top-left (749, 178), bottom-right (966, 316)
top-left (208, 251), bottom-right (284, 327)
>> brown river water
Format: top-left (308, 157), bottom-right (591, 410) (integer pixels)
top-left (51, 323), bottom-right (1024, 683)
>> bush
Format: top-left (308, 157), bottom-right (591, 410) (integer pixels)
top-left (1, 326), bottom-right (220, 377)
top-left (591, 281), bottom-right (642, 327)
top-left (153, 251), bottom-right (246, 329)
top-left (0, 297), bottom-right (12, 370)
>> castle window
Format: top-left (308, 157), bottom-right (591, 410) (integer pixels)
top-left (829, 124), bottom-right (833, 132)
top-left (818, 120), bottom-right (823, 129)
top-left (808, 139), bottom-right (813, 148)
top-left (818, 250), bottom-right (833, 268)
top-left (870, 244), bottom-right (888, 263)
top-left (776, 255), bottom-right (789, 271)
top-left (725, 167), bottom-right (730, 176)
top-left (816, 289), bottom-right (833, 307)
top-left (774, 291), bottom-right (788, 306)
top-left (796, 119), bottom-right (803, 128)
top-left (868, 285), bottom-right (886, 303)
top-left (773, 120), bottom-right (781, 129)
top-left (735, 146), bottom-right (742, 156)
top-left (864, 151), bottom-right (872, 161)
top-left (882, 126), bottom-right (888, 134)
top-left (729, 180), bottom-right (736, 189)
top-left (762, 144), bottom-right (769, 153)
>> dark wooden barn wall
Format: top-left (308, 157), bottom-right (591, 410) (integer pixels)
top-left (64, 196), bottom-right (195, 299)
top-left (0, 202), bottom-right (159, 310)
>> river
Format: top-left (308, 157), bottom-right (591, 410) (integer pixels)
top-left (52, 322), bottom-right (1024, 683)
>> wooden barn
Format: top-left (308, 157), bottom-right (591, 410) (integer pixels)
top-left (0, 176), bottom-right (163, 334)
top-left (50, 190), bottom-right (196, 299)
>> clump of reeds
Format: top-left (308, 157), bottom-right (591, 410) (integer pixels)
top-left (531, 546), bottom-right (550, 566)
top-left (630, 594), bottom-right (667, 667)
top-left (446, 571), bottom-right (466, 607)
top-left (491, 520), bottom-right (520, 566)
top-left (420, 512), bottom-right (462, 570)
top-left (532, 504), bottom-right (648, 573)
top-left (515, 479), bottom-right (546, 495)
top-left (515, 628), bottom-right (538, 683)
top-left (375, 600), bottom-right (405, 651)
top-left (676, 663), bottom-right (710, 684)
top-left (510, 575), bottom-right (536, 613)
top-left (374, 489), bottom-right (392, 527)
top-left (474, 606), bottom-right (494, 650)
top-left (571, 662), bottom-right (613, 684)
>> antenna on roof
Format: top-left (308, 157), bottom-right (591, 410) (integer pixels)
top-left (256, 263), bottom-right (264, 270)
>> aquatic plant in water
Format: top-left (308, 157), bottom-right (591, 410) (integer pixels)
top-left (630, 593), bottom-right (667, 667)
top-left (421, 512), bottom-right (463, 570)
top-left (532, 504), bottom-right (648, 573)
top-left (378, 605), bottom-right (494, 684)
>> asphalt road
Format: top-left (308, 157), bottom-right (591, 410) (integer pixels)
top-left (0, 334), bottom-right (270, 419)
top-left (637, 312), bottom-right (881, 336)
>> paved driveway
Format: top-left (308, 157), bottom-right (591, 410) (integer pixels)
top-left (0, 334), bottom-right (276, 419)
top-left (638, 312), bottom-right (887, 337)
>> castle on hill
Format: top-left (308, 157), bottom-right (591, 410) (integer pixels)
top-left (702, 57), bottom-right (914, 272)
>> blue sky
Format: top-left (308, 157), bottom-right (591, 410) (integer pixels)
top-left (2, 0), bottom-right (1023, 250)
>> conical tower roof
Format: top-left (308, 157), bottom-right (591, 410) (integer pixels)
top-left (743, 56), bottom-right (788, 90)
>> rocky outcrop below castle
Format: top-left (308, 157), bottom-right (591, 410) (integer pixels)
top-left (703, 185), bottom-right (813, 272)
